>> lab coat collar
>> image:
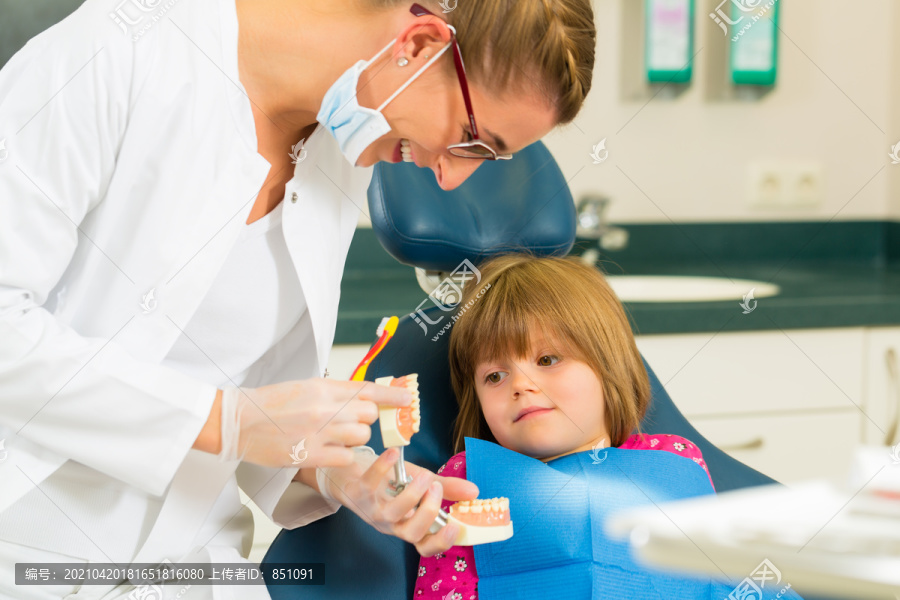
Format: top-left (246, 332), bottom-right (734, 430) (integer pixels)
top-left (273, 128), bottom-right (364, 377)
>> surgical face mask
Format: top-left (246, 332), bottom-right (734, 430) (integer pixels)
top-left (317, 38), bottom-right (453, 166)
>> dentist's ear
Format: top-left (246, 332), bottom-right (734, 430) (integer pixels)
top-left (393, 13), bottom-right (454, 64)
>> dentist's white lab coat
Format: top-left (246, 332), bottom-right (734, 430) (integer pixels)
top-left (0, 0), bottom-right (371, 596)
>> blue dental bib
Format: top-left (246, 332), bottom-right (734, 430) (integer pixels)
top-left (465, 438), bottom-right (754, 600)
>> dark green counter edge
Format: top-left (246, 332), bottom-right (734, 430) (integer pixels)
top-left (335, 221), bottom-right (900, 344)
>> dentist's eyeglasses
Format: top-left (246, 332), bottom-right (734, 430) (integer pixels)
top-left (410, 3), bottom-right (513, 161)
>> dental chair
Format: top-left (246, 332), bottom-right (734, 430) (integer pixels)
top-left (261, 141), bottom-right (777, 599)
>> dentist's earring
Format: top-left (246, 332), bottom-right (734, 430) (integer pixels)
top-left (397, 57), bottom-right (409, 67)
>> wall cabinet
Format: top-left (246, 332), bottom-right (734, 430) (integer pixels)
top-left (636, 327), bottom-right (899, 484)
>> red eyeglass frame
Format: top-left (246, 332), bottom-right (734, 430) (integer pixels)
top-left (409, 3), bottom-right (513, 160)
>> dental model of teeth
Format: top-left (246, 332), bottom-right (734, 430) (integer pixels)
top-left (400, 138), bottom-right (414, 163)
top-left (446, 497), bottom-right (514, 546)
top-left (375, 373), bottom-right (514, 545)
top-left (374, 374), bottom-right (421, 447)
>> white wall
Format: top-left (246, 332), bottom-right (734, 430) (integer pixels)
top-left (888, 1), bottom-right (900, 220)
top-left (357, 0), bottom-right (900, 227)
top-left (549, 0), bottom-right (900, 223)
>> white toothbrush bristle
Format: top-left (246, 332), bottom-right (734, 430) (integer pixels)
top-left (376, 317), bottom-right (389, 337)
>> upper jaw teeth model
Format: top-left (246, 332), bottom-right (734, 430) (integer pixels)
top-left (375, 374), bottom-right (514, 546)
top-left (375, 374), bottom-right (420, 494)
top-left (401, 139), bottom-right (414, 163)
top-left (376, 374), bottom-right (420, 448)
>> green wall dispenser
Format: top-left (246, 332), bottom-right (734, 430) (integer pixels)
top-left (730, 1), bottom-right (780, 86)
top-left (645, 0), bottom-right (695, 84)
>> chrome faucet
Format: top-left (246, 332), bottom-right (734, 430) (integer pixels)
top-left (576, 195), bottom-right (629, 265)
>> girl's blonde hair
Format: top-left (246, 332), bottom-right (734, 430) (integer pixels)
top-left (448, 254), bottom-right (650, 454)
top-left (366, 0), bottom-right (595, 124)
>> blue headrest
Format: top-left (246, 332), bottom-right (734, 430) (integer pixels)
top-left (367, 141), bottom-right (576, 272)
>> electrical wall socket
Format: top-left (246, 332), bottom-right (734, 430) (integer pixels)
top-left (748, 161), bottom-right (824, 208)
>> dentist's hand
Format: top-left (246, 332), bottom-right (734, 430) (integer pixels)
top-left (202, 380), bottom-right (413, 469)
top-left (314, 448), bottom-right (479, 557)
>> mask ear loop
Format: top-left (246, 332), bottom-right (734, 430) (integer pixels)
top-left (364, 38), bottom-right (399, 69)
top-left (375, 39), bottom-right (452, 112)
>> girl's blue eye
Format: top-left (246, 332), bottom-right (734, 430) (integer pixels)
top-left (538, 355), bottom-right (559, 367)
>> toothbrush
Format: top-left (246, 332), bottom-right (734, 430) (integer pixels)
top-left (349, 317), bottom-right (414, 493)
top-left (350, 316), bottom-right (398, 382)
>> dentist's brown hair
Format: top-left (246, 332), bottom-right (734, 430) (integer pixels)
top-left (365, 0), bottom-right (596, 124)
top-left (448, 254), bottom-right (650, 454)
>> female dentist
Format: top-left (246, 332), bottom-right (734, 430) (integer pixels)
top-left (0, 0), bottom-right (595, 597)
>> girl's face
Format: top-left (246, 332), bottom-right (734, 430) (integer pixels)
top-left (474, 334), bottom-right (611, 462)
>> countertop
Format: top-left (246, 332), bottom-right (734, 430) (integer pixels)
top-left (335, 221), bottom-right (900, 345)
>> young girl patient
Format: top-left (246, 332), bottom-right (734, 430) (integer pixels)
top-left (414, 254), bottom-right (715, 599)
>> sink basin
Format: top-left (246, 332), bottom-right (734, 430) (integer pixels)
top-left (604, 276), bottom-right (780, 303)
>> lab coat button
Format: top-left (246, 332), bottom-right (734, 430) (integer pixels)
top-left (291, 192), bottom-right (298, 204)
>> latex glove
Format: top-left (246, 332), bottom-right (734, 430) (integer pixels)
top-left (316, 447), bottom-right (479, 557)
top-left (217, 379), bottom-right (412, 469)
